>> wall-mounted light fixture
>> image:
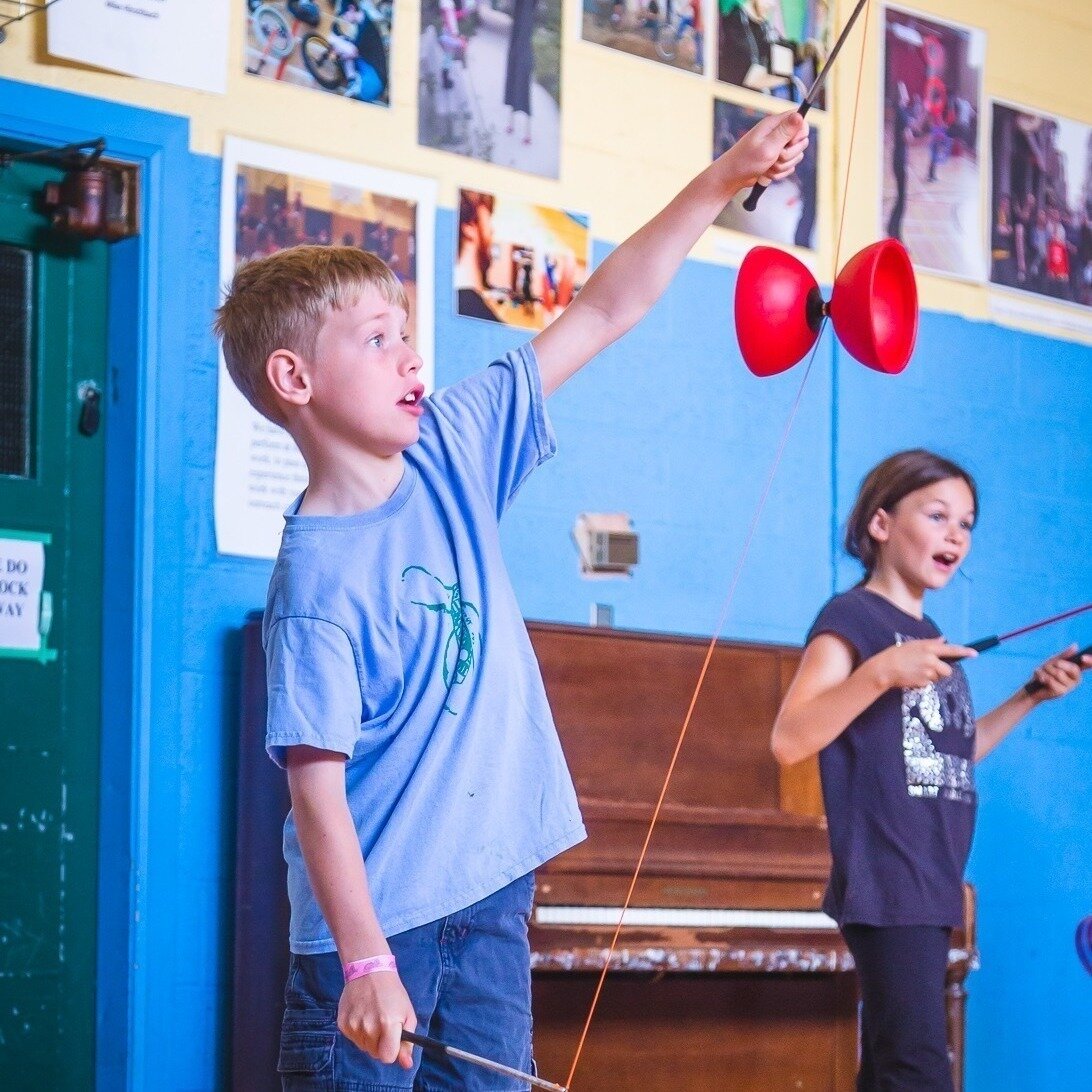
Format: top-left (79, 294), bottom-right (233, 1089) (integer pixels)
top-left (572, 513), bottom-right (639, 578)
top-left (0, 137), bottom-right (140, 242)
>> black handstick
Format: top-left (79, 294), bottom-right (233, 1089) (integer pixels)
top-left (401, 1030), bottom-right (568, 1092)
top-left (1024, 643), bottom-right (1092, 696)
top-left (742, 101), bottom-right (814, 212)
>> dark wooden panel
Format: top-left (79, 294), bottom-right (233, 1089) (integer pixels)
top-left (527, 622), bottom-right (801, 813)
top-left (532, 972), bottom-right (858, 1092)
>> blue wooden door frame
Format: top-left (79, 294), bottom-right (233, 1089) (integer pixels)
top-left (1, 78), bottom-right (194, 1092)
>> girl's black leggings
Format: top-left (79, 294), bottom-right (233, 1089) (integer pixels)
top-left (842, 924), bottom-right (955, 1092)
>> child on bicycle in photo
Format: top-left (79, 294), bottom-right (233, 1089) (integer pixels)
top-left (771, 449), bottom-right (1090, 1091)
top-left (328, 0), bottom-right (388, 102)
top-left (216, 111), bottom-right (808, 1090)
top-left (674, 0), bottom-right (703, 58)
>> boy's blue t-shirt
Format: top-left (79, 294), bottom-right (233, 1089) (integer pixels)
top-left (263, 345), bottom-right (586, 952)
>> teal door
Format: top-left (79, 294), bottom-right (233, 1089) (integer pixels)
top-left (0, 156), bottom-right (108, 1088)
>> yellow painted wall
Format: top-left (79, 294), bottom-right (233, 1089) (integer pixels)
top-left (4, 0), bottom-right (1090, 338)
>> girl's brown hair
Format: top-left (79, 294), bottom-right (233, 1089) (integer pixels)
top-left (845, 449), bottom-right (978, 574)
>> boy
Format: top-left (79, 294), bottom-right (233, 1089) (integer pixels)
top-left (215, 109), bottom-right (807, 1090)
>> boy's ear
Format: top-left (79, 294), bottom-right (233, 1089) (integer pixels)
top-left (266, 349), bottom-right (312, 408)
top-left (867, 508), bottom-right (891, 544)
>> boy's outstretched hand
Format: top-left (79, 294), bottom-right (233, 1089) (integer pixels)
top-left (719, 110), bottom-right (810, 190)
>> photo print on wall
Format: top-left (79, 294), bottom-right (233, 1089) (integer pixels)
top-left (881, 5), bottom-right (985, 280)
top-left (990, 101), bottom-right (1092, 311)
top-left (216, 139), bottom-right (436, 559)
top-left (713, 98), bottom-right (819, 250)
top-left (717, 0), bottom-right (831, 111)
top-left (245, 0), bottom-right (393, 107)
top-left (455, 188), bottom-right (590, 329)
top-left (580, 0), bottom-right (707, 76)
top-left (418, 0), bottom-right (562, 178)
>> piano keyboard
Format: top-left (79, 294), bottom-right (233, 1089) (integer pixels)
top-left (534, 906), bottom-right (839, 930)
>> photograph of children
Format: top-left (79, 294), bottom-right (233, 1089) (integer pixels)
top-left (717, 0), bottom-right (830, 111)
top-left (712, 99), bottom-right (819, 249)
top-left (580, 0), bottom-right (706, 77)
top-left (455, 188), bottom-right (589, 329)
top-left (881, 6), bottom-right (985, 280)
top-left (235, 166), bottom-right (419, 326)
top-left (245, 0), bottom-right (392, 106)
top-left (989, 102), bottom-right (1092, 310)
top-left (218, 140), bottom-right (435, 559)
top-left (418, 0), bottom-right (562, 178)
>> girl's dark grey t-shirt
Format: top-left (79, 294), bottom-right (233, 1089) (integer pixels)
top-left (807, 587), bottom-right (976, 928)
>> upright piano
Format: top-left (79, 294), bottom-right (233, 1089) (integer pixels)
top-left (231, 615), bottom-right (976, 1091)
top-left (525, 621), bottom-right (977, 1092)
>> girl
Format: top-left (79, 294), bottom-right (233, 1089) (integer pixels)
top-left (771, 449), bottom-right (1089, 1091)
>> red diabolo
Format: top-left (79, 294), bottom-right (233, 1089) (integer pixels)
top-left (734, 247), bottom-right (822, 377)
top-left (734, 239), bottom-right (919, 377)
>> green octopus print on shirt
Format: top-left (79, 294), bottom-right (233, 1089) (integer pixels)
top-left (401, 565), bottom-right (482, 715)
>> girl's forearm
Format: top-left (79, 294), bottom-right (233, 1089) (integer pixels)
top-left (772, 660), bottom-right (890, 766)
top-left (975, 690), bottom-right (1036, 760)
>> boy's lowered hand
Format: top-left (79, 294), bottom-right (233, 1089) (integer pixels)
top-left (717, 110), bottom-right (810, 191)
top-left (338, 968), bottom-right (417, 1068)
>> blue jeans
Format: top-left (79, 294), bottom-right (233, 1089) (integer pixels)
top-left (279, 874), bottom-right (536, 1090)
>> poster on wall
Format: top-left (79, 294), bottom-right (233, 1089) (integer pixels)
top-left (47, 0), bottom-right (230, 94)
top-left (244, 0), bottom-right (393, 107)
top-left (418, 0), bottom-right (562, 178)
top-left (713, 99), bottom-right (819, 250)
top-left (989, 101), bottom-right (1092, 312)
top-left (881, 5), bottom-right (985, 280)
top-left (215, 137), bottom-right (437, 560)
top-left (579, 0), bottom-right (707, 76)
top-left (716, 0), bottom-right (830, 110)
top-left (455, 188), bottom-right (590, 329)
top-left (0, 532), bottom-right (51, 662)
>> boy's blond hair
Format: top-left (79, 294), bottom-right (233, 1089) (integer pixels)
top-left (214, 245), bottom-right (408, 425)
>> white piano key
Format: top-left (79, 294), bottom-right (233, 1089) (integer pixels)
top-left (533, 906), bottom-right (839, 930)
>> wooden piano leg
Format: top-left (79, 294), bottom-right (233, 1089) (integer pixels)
top-left (946, 883), bottom-right (977, 1092)
top-left (945, 975), bottom-right (967, 1092)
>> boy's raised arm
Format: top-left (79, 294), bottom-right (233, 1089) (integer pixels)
top-left (531, 110), bottom-right (809, 398)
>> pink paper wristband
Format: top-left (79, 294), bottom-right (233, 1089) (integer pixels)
top-left (343, 954), bottom-right (397, 983)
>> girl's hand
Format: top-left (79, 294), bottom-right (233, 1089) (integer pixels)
top-left (867, 637), bottom-right (977, 691)
top-left (1028, 643), bottom-right (1090, 702)
top-left (338, 969), bottom-right (417, 1068)
top-left (717, 110), bottom-right (810, 190)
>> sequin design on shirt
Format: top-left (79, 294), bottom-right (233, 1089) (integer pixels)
top-left (897, 633), bottom-right (975, 802)
top-left (401, 565), bottom-right (481, 715)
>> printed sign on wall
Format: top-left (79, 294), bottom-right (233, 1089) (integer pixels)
top-left (48, 0), bottom-right (231, 94)
top-left (215, 137), bottom-right (437, 560)
top-left (0, 532), bottom-right (52, 662)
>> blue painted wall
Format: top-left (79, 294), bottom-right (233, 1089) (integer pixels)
top-left (2, 78), bottom-right (1090, 1091)
top-left (833, 316), bottom-right (1092, 1090)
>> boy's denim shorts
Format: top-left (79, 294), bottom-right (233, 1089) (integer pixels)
top-left (279, 873), bottom-right (537, 1091)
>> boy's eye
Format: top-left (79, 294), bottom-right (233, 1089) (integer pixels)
top-left (369, 334), bottom-right (383, 348)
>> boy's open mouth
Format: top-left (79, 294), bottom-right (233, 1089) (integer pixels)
top-left (933, 551), bottom-right (958, 569)
top-left (400, 384), bottom-right (425, 407)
